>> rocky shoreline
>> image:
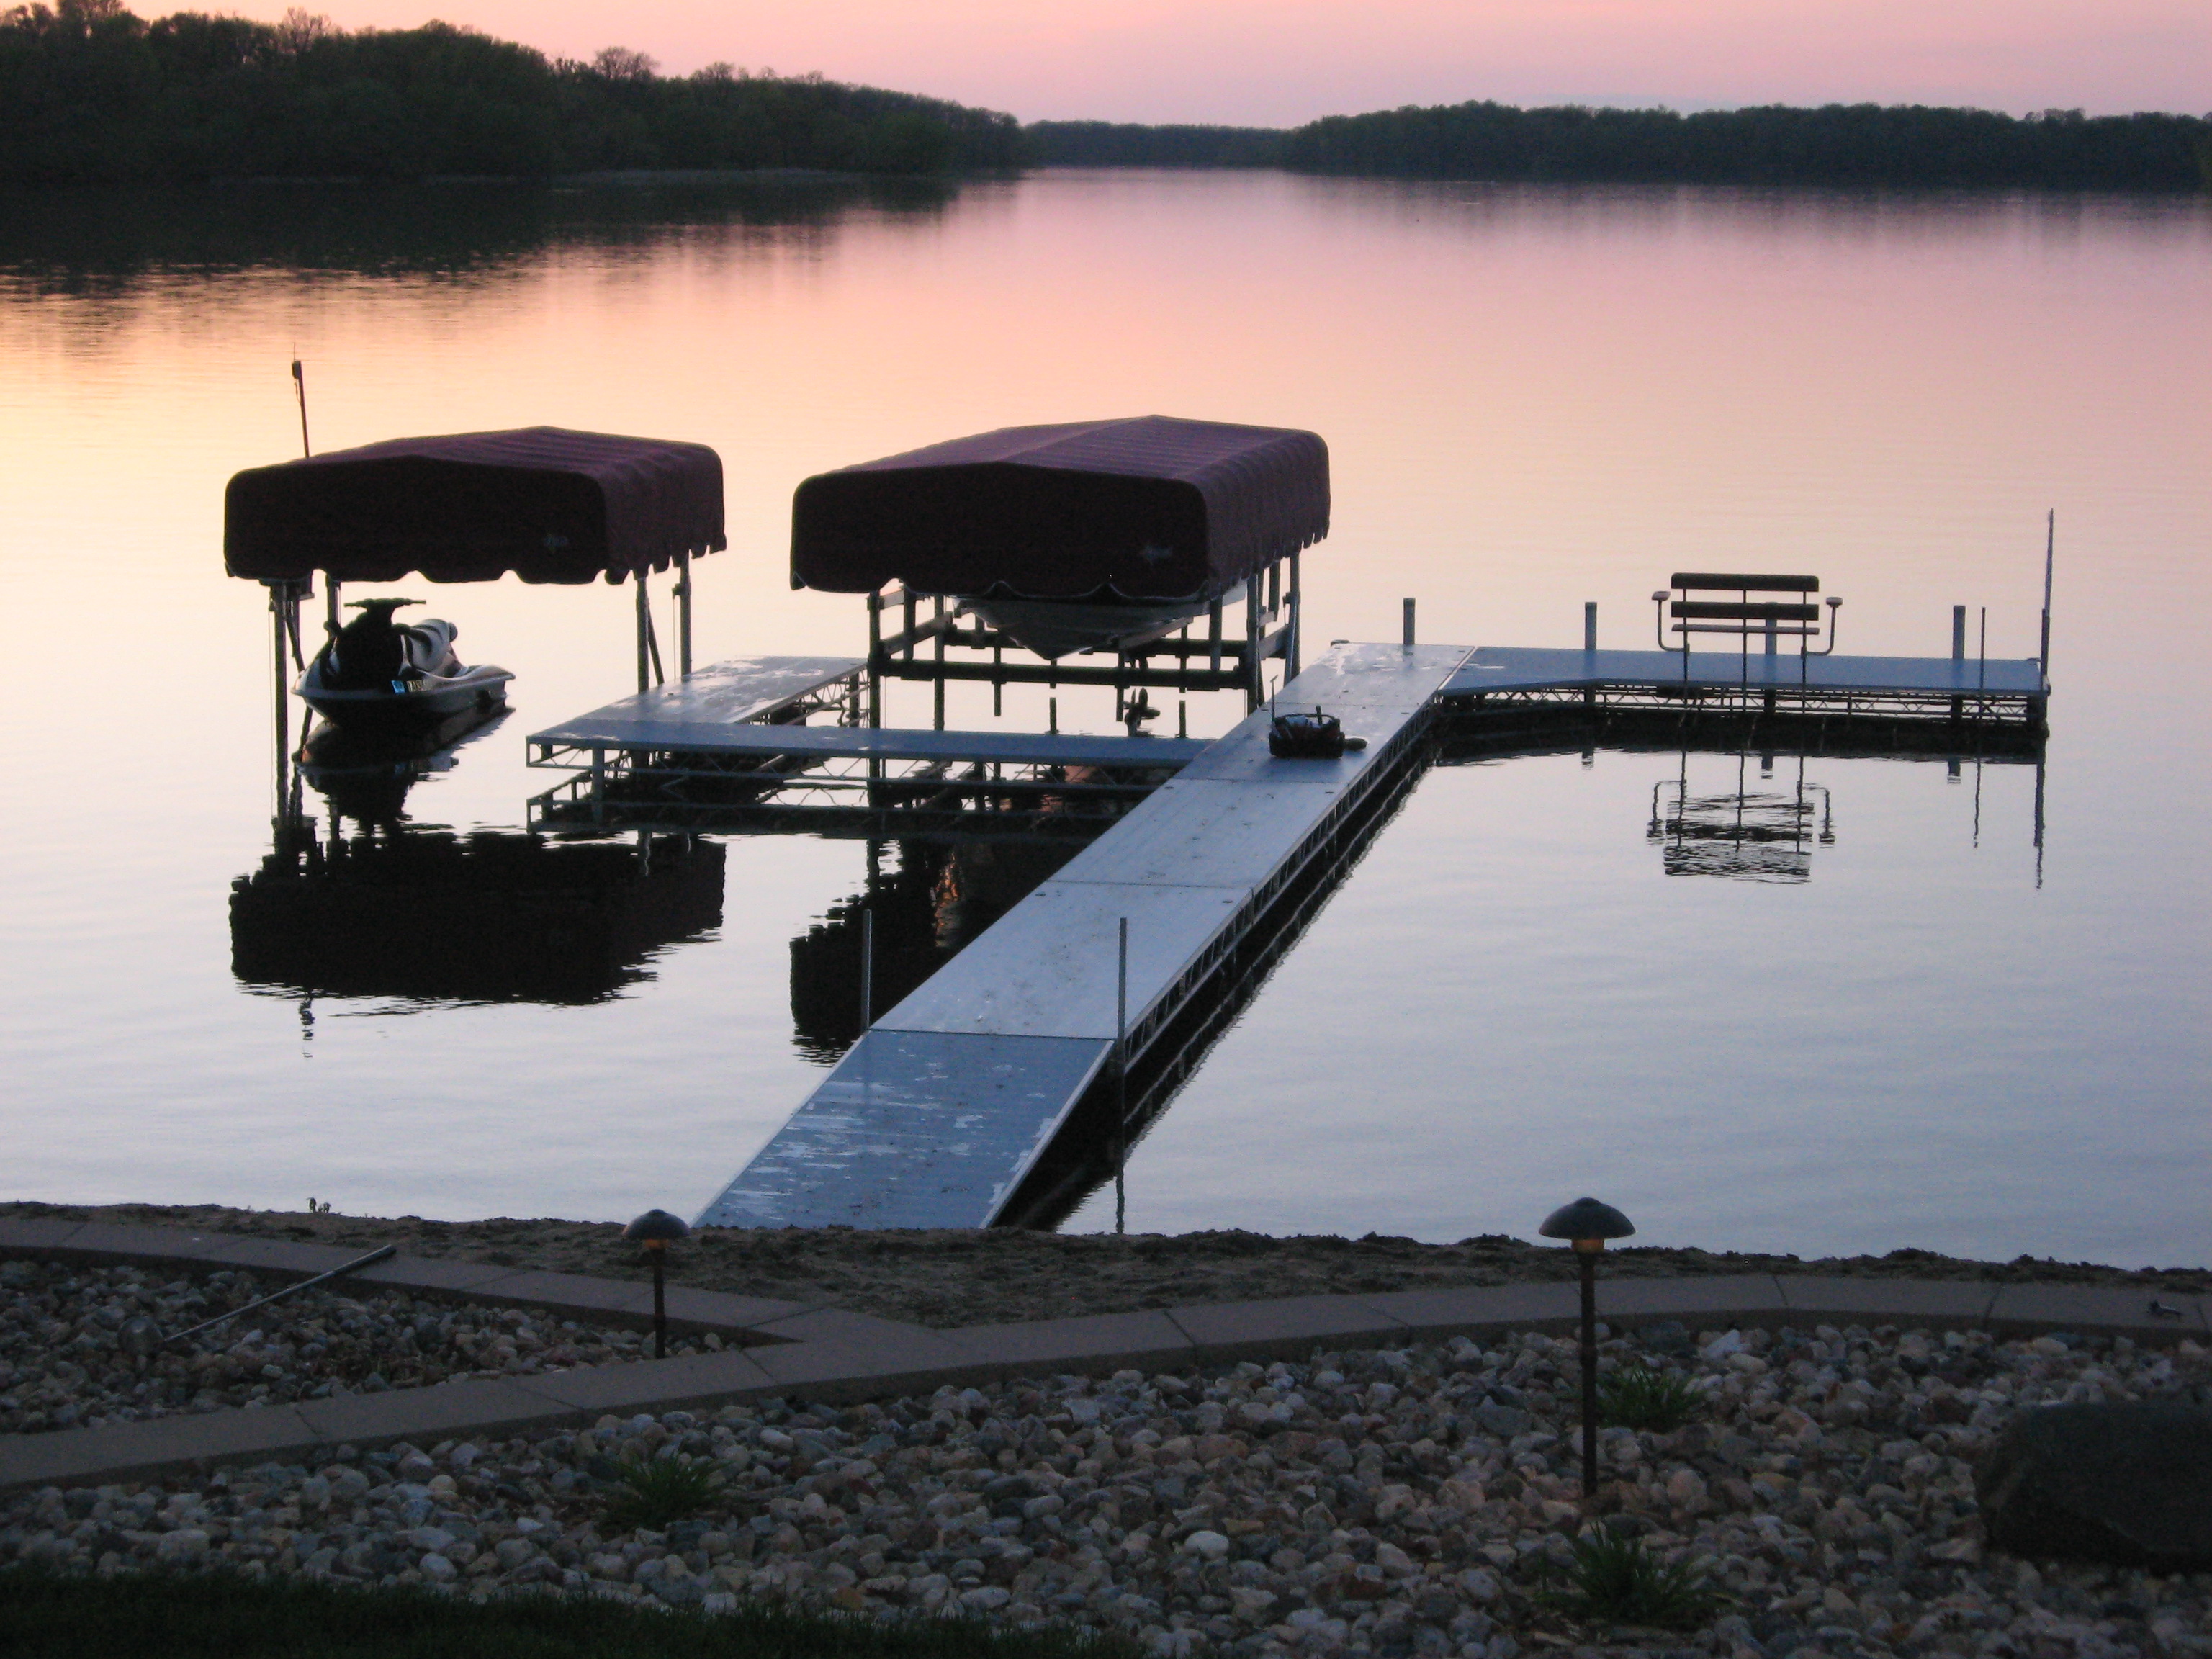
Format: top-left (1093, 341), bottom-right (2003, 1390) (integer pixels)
top-left (0, 1258), bottom-right (706, 1437)
top-left (6, 1202), bottom-right (2206, 1330)
top-left (7, 1315), bottom-right (2212, 1657)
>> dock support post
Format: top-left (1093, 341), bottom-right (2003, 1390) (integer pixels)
top-left (634, 577), bottom-right (651, 694)
top-left (860, 909), bottom-right (873, 1031)
top-left (1951, 603), bottom-right (1966, 719)
top-left (1114, 916), bottom-right (1129, 1238)
top-left (1207, 598), bottom-right (1223, 673)
top-left (324, 572), bottom-right (340, 638)
top-left (1244, 577), bottom-right (1263, 711)
top-left (866, 592), bottom-right (883, 729)
top-left (932, 596), bottom-right (945, 731)
top-left (1583, 602), bottom-right (1598, 708)
top-left (2038, 509), bottom-right (2055, 686)
top-left (269, 583), bottom-right (292, 818)
top-left (677, 550), bottom-right (693, 679)
top-left (1287, 551), bottom-right (1302, 678)
top-left (1402, 597), bottom-right (1416, 649)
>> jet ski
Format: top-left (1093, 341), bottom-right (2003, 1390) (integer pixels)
top-left (298, 598), bottom-right (513, 736)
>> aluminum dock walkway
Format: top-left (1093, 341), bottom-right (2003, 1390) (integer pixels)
top-left (1442, 647), bottom-right (2045, 708)
top-left (698, 644), bottom-right (1471, 1230)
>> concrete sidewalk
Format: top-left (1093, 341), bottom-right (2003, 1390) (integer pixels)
top-left (2, 1216), bottom-right (2201, 1493)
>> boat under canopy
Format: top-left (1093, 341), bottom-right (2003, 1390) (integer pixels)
top-left (225, 426), bottom-right (726, 585)
top-left (789, 415), bottom-right (1329, 606)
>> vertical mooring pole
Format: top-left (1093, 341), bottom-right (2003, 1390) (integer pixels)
top-left (634, 576), bottom-right (651, 695)
top-left (859, 908), bottom-right (873, 1032)
top-left (1951, 603), bottom-right (1968, 720)
top-left (1583, 602), bottom-right (1596, 652)
top-left (866, 592), bottom-right (883, 729)
top-left (1402, 597), bottom-right (1416, 649)
top-left (1246, 577), bottom-right (1265, 710)
top-left (270, 584), bottom-right (292, 817)
top-left (932, 595), bottom-right (946, 731)
top-left (676, 549), bottom-right (693, 679)
top-left (1114, 916), bottom-right (1130, 1238)
top-left (1287, 551), bottom-right (1303, 678)
top-left (2038, 510), bottom-right (2055, 682)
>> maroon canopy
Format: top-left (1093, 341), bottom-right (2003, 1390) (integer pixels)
top-left (225, 428), bottom-right (725, 585)
top-left (790, 416), bottom-right (1328, 601)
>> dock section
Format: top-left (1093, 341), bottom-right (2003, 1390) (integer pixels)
top-left (699, 644), bottom-right (1471, 1231)
top-left (525, 655), bottom-right (1203, 839)
top-left (1442, 646), bottom-right (2045, 713)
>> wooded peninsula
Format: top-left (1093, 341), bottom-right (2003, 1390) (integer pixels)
top-left (5, 0), bottom-right (2206, 189)
top-left (1031, 106), bottom-right (2212, 191)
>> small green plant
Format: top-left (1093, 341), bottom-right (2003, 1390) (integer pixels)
top-left (1600, 1364), bottom-right (1706, 1431)
top-left (601, 1451), bottom-right (723, 1532)
top-left (1539, 1530), bottom-right (1735, 1630)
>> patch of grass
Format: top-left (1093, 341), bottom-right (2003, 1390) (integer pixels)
top-left (1600, 1364), bottom-right (1706, 1432)
top-left (1538, 1530), bottom-right (1735, 1631)
top-left (601, 1450), bottom-right (724, 1532)
top-left (0, 1565), bottom-right (1138, 1659)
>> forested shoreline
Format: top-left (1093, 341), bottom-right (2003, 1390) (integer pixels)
top-left (4, 0), bottom-right (2206, 189)
top-left (1031, 104), bottom-right (2211, 191)
top-left (0, 0), bottom-right (1022, 182)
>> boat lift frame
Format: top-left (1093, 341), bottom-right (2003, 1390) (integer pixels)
top-left (862, 552), bottom-right (1301, 729)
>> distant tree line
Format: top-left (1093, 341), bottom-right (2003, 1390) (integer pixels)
top-left (1284, 102), bottom-right (2211, 190)
top-left (0, 0), bottom-right (1023, 183)
top-left (1030, 102), bottom-right (2211, 192)
top-left (1024, 122), bottom-right (1285, 168)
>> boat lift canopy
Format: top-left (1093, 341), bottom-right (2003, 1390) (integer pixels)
top-left (224, 427), bottom-right (726, 586)
top-left (790, 415), bottom-right (1329, 602)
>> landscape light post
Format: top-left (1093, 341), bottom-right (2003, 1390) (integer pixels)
top-left (624, 1209), bottom-right (691, 1357)
top-left (1538, 1195), bottom-right (1635, 1497)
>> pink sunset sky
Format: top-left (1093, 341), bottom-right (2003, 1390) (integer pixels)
top-left (221, 0), bottom-right (2203, 124)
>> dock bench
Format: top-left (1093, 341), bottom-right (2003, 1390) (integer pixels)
top-left (1654, 572), bottom-right (1842, 685)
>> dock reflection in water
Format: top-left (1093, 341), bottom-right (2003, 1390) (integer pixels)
top-left (788, 840), bottom-right (1084, 1061)
top-left (233, 719), bottom-right (724, 1010)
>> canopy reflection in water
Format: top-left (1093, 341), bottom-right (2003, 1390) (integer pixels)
top-left (232, 830), bottom-right (724, 1008)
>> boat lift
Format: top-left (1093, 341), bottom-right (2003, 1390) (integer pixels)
top-left (225, 425), bottom-right (729, 806)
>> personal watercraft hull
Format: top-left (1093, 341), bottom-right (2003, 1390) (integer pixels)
top-left (298, 663), bottom-right (513, 736)
top-left (966, 597), bottom-right (1209, 662)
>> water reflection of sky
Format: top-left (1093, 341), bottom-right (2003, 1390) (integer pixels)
top-left (1, 173), bottom-right (2206, 1257)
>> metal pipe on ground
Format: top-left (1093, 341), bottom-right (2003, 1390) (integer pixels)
top-left (161, 1245), bottom-right (397, 1349)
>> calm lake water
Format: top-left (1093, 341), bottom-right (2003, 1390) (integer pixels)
top-left (2, 171), bottom-right (2207, 1262)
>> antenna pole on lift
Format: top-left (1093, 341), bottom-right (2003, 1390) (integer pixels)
top-left (2038, 509), bottom-right (2055, 683)
top-left (291, 359), bottom-right (311, 458)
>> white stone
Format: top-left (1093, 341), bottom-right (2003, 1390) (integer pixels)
top-left (1183, 1529), bottom-right (1231, 1561)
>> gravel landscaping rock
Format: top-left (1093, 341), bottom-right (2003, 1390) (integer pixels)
top-left (12, 1202), bottom-right (2212, 1329)
top-left (11, 1319), bottom-right (2212, 1656)
top-left (0, 1259), bottom-right (712, 1434)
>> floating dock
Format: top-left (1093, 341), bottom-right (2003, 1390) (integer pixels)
top-left (1442, 646), bottom-right (2045, 714)
top-left (696, 644), bottom-right (1471, 1229)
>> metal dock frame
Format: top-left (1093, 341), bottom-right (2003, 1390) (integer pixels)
top-left (863, 559), bottom-right (1301, 724)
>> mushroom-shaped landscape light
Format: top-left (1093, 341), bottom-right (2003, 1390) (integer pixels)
top-left (1539, 1196), bottom-right (1635, 1498)
top-left (117, 1315), bottom-right (163, 1370)
top-left (624, 1209), bottom-right (691, 1357)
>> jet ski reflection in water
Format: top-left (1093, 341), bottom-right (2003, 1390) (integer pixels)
top-left (300, 598), bottom-right (512, 736)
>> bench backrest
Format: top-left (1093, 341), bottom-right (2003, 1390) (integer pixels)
top-left (1660, 572), bottom-right (1830, 652)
